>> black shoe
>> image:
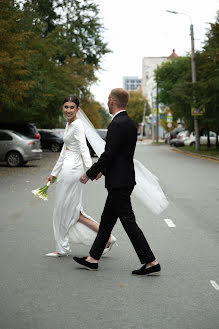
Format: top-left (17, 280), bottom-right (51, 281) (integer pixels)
top-left (73, 256), bottom-right (98, 271)
top-left (132, 263), bottom-right (161, 276)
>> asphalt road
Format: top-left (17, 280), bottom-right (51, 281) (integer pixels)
top-left (0, 144), bottom-right (218, 329)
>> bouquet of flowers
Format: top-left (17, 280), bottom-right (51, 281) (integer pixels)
top-left (32, 177), bottom-right (57, 201)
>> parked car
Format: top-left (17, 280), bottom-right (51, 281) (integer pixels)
top-left (184, 131), bottom-right (218, 146)
top-left (169, 130), bottom-right (188, 147)
top-left (52, 128), bottom-right (65, 137)
top-left (38, 130), bottom-right (64, 152)
top-left (0, 129), bottom-right (42, 167)
top-left (0, 122), bottom-right (40, 139)
top-left (169, 127), bottom-right (185, 143)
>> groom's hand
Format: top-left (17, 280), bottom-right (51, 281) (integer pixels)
top-left (80, 173), bottom-right (89, 184)
top-left (95, 172), bottom-right (103, 180)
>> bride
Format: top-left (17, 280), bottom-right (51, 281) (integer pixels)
top-left (46, 95), bottom-right (116, 257)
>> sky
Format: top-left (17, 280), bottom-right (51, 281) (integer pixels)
top-left (91, 0), bottom-right (218, 107)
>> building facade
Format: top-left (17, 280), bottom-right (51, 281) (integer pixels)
top-left (123, 76), bottom-right (141, 91)
top-left (141, 50), bottom-right (178, 138)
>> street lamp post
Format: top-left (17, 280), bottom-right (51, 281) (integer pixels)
top-left (166, 10), bottom-right (200, 150)
top-left (156, 83), bottom-right (159, 143)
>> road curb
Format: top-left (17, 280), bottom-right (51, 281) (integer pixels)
top-left (170, 147), bottom-right (219, 163)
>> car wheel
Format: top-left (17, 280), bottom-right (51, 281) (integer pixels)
top-left (51, 143), bottom-right (61, 152)
top-left (6, 151), bottom-right (23, 167)
top-left (190, 142), bottom-right (195, 146)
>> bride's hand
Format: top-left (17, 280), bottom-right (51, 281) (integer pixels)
top-left (80, 174), bottom-right (89, 184)
top-left (95, 173), bottom-right (103, 180)
top-left (47, 175), bottom-right (55, 184)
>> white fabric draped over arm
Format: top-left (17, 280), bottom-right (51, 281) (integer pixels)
top-left (50, 143), bottom-right (66, 177)
top-left (74, 121), bottom-right (92, 169)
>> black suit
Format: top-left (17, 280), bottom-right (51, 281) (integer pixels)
top-left (86, 111), bottom-right (155, 263)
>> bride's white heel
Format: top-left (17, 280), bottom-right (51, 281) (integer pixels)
top-left (45, 252), bottom-right (68, 257)
top-left (103, 235), bottom-right (118, 255)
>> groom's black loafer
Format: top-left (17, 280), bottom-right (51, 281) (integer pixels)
top-left (73, 256), bottom-right (98, 271)
top-left (132, 263), bottom-right (161, 276)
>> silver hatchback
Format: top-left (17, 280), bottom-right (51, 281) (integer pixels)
top-left (0, 129), bottom-right (42, 167)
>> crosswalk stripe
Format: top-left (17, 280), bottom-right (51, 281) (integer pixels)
top-left (164, 218), bottom-right (176, 227)
top-left (210, 280), bottom-right (219, 291)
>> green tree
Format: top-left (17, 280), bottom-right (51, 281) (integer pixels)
top-left (98, 107), bottom-right (111, 128)
top-left (155, 13), bottom-right (219, 141)
top-left (0, 0), bottom-right (34, 115)
top-left (155, 57), bottom-right (193, 130)
top-left (80, 98), bottom-right (102, 128)
top-left (0, 0), bottom-right (110, 127)
top-left (195, 13), bottom-right (219, 147)
top-left (126, 91), bottom-right (149, 126)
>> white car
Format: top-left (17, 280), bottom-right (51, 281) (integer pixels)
top-left (0, 129), bottom-right (42, 166)
top-left (184, 131), bottom-right (217, 146)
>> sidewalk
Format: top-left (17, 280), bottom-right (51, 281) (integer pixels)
top-left (137, 139), bottom-right (219, 163)
top-left (170, 147), bottom-right (219, 163)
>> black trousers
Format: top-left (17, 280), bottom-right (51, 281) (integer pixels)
top-left (89, 188), bottom-right (155, 264)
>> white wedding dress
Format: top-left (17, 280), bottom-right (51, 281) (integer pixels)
top-left (50, 119), bottom-right (98, 254)
top-left (50, 110), bottom-right (169, 254)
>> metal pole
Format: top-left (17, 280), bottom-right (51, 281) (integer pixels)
top-left (190, 24), bottom-right (200, 150)
top-left (151, 92), bottom-right (154, 141)
top-left (156, 83), bottom-right (159, 143)
top-left (141, 103), bottom-right (146, 141)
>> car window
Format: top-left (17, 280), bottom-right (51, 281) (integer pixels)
top-left (39, 131), bottom-right (46, 137)
top-left (12, 131), bottom-right (29, 139)
top-left (0, 132), bottom-right (13, 141)
top-left (40, 131), bottom-right (61, 138)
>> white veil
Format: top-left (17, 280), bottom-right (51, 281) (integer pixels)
top-left (78, 109), bottom-right (169, 215)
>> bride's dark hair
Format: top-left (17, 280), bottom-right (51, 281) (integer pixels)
top-left (63, 95), bottom-right (79, 108)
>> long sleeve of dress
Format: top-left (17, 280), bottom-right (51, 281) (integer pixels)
top-left (74, 121), bottom-right (92, 169)
top-left (50, 143), bottom-right (66, 177)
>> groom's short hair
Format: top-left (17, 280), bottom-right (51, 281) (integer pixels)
top-left (110, 88), bottom-right (129, 108)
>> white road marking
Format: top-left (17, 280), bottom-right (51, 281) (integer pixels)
top-left (164, 218), bottom-right (176, 228)
top-left (210, 280), bottom-right (219, 291)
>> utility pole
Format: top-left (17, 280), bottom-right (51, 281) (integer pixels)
top-left (140, 103), bottom-right (146, 141)
top-left (156, 84), bottom-right (159, 143)
top-left (166, 10), bottom-right (200, 150)
top-left (190, 24), bottom-right (200, 150)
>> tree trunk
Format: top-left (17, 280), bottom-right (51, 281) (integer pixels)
top-left (207, 130), bottom-right (211, 148)
top-left (216, 131), bottom-right (219, 150)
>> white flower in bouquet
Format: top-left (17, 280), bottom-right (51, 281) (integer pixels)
top-left (32, 177), bottom-right (57, 201)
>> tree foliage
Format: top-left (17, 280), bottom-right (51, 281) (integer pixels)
top-left (155, 12), bottom-right (219, 136)
top-left (0, 0), bottom-right (110, 127)
top-left (126, 91), bottom-right (149, 126)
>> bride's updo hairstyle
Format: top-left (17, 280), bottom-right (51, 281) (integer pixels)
top-left (63, 95), bottom-right (79, 108)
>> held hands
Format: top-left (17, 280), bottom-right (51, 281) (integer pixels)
top-left (80, 173), bottom-right (90, 184)
top-left (79, 172), bottom-right (102, 184)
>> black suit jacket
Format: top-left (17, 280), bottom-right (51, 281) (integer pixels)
top-left (86, 111), bottom-right (137, 189)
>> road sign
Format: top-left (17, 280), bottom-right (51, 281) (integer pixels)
top-left (191, 107), bottom-right (205, 116)
top-left (167, 123), bottom-right (172, 128)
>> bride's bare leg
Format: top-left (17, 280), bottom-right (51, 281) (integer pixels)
top-left (78, 212), bottom-right (111, 247)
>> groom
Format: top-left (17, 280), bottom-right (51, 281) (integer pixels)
top-left (73, 88), bottom-right (160, 276)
